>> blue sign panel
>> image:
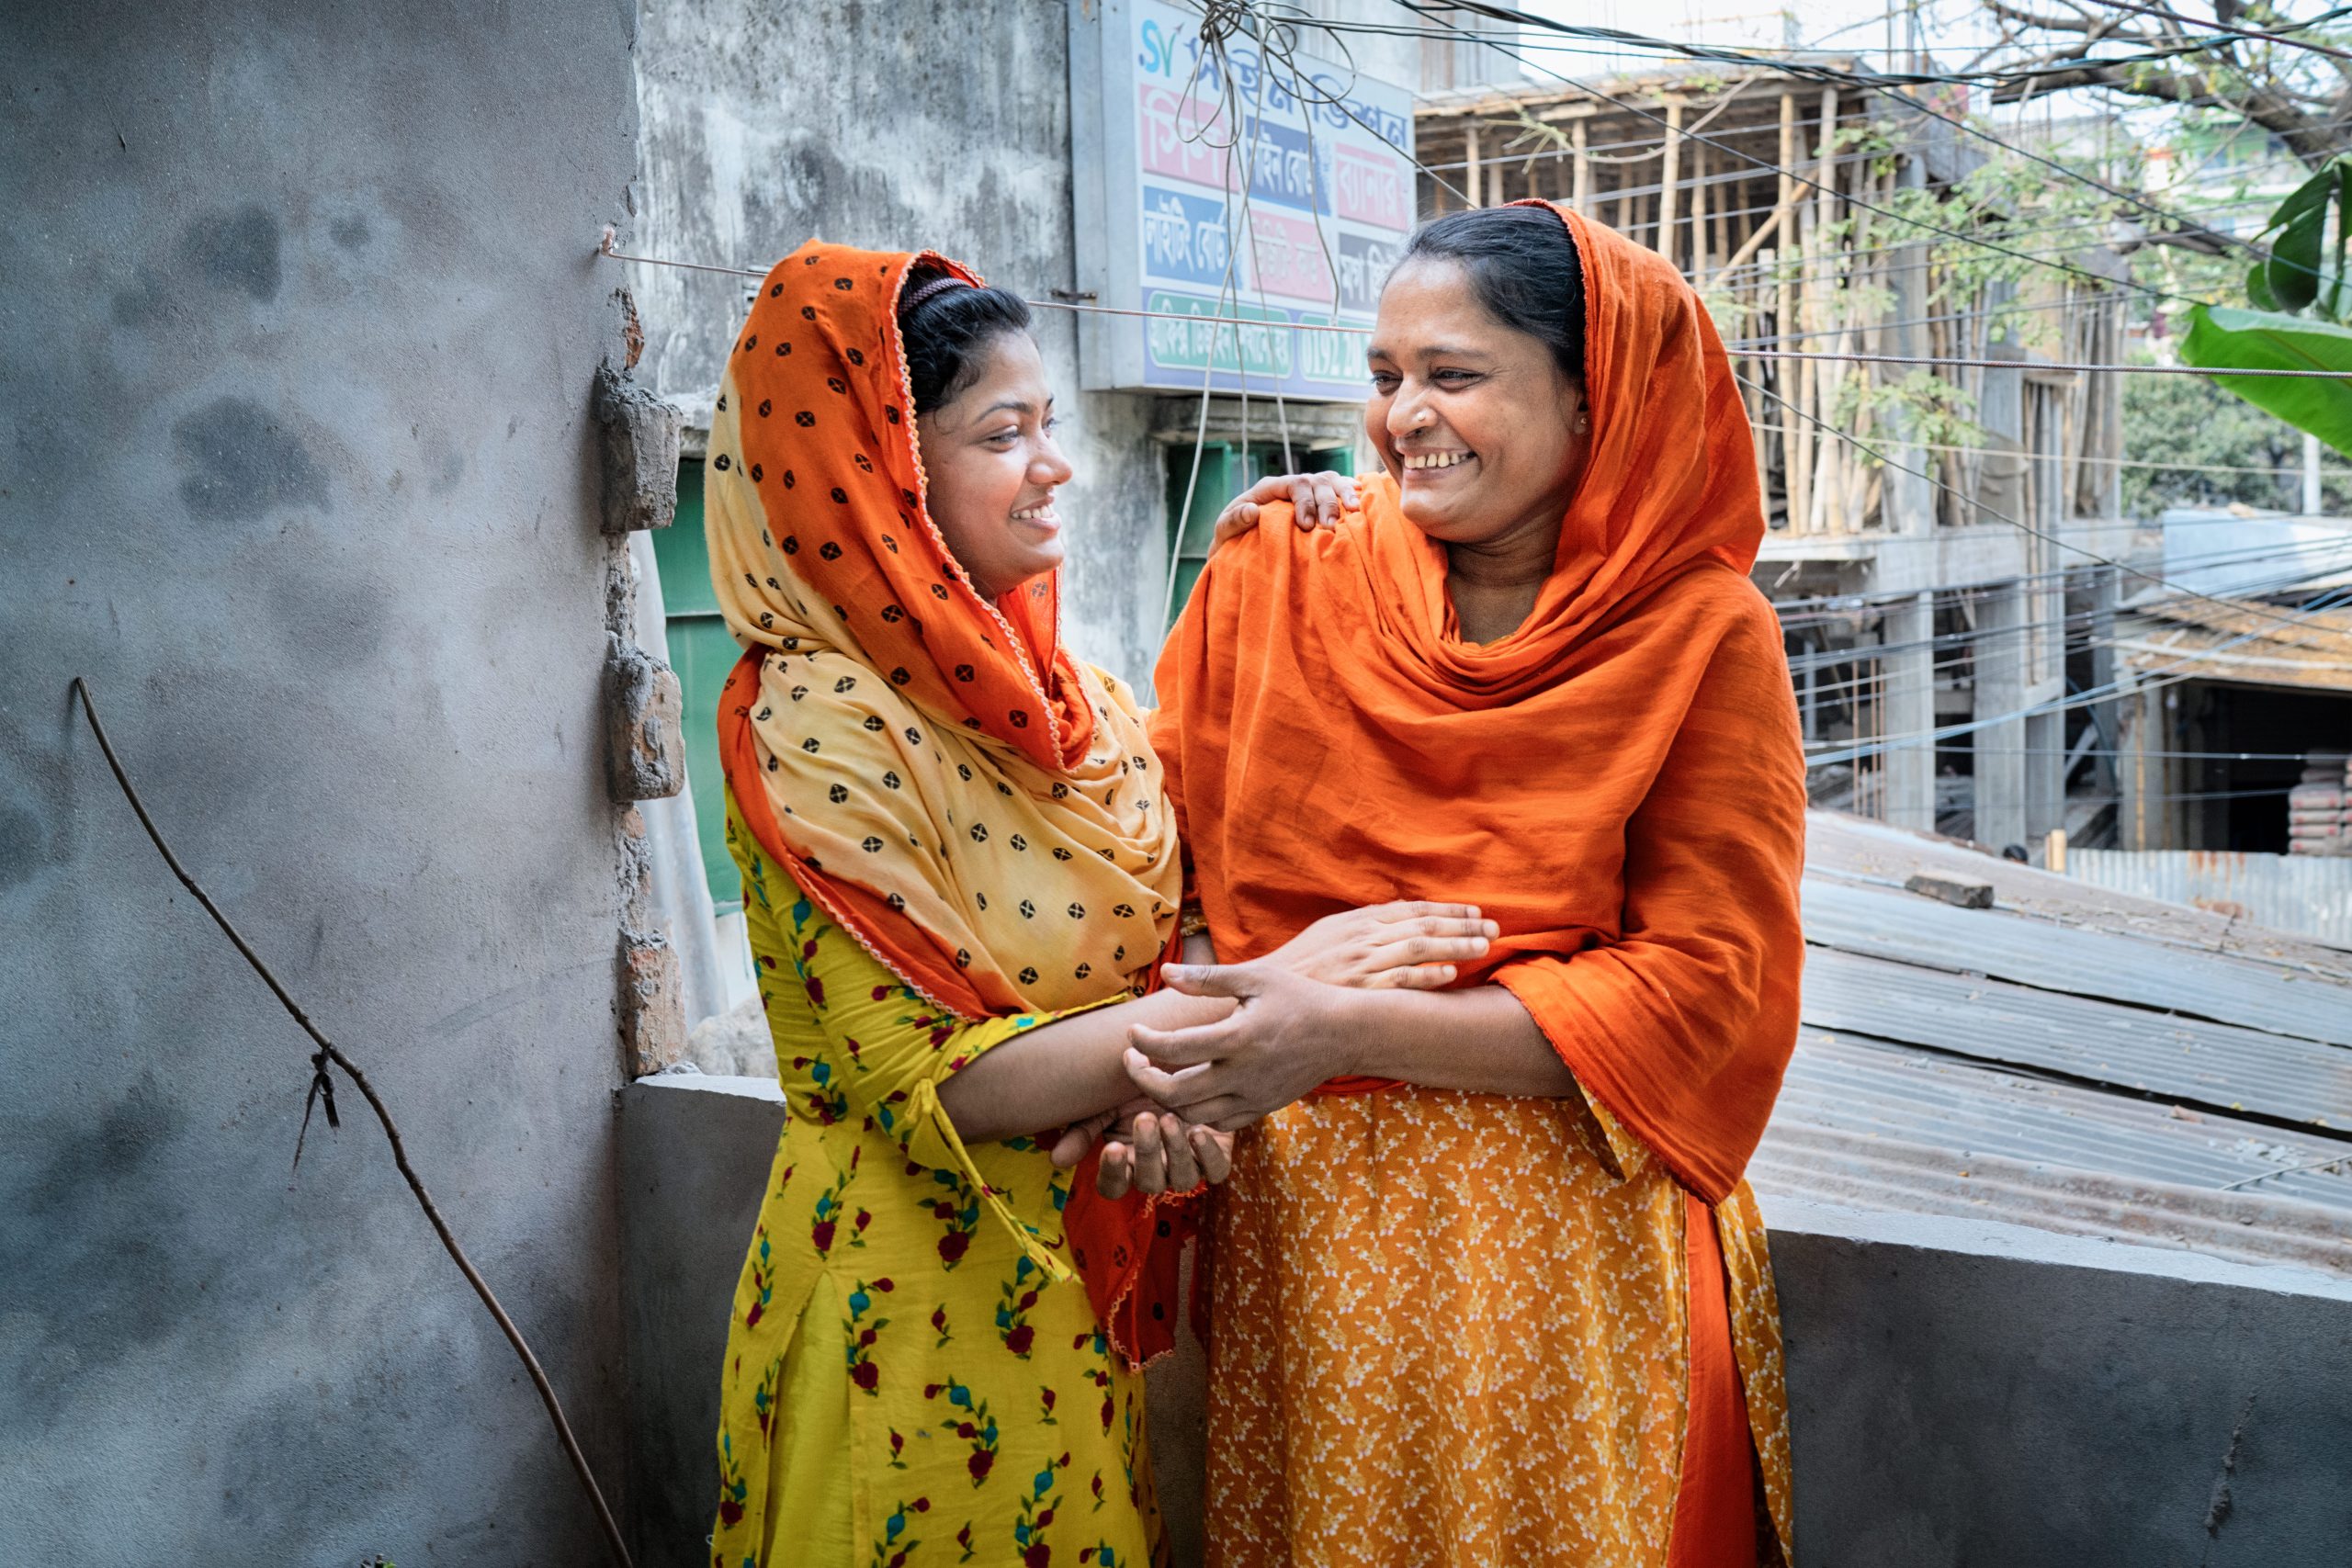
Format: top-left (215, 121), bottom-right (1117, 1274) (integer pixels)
top-left (1140, 185), bottom-right (1237, 288)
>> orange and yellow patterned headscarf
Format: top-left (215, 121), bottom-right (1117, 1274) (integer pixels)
top-left (705, 241), bottom-right (1182, 1021)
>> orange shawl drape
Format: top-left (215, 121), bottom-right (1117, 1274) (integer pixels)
top-left (1148, 202), bottom-right (1806, 1203)
top-left (703, 241), bottom-right (1190, 1363)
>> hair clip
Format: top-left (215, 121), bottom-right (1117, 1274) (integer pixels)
top-left (901, 276), bottom-right (971, 315)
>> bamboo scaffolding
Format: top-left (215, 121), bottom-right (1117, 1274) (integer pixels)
top-left (1658, 97), bottom-right (1684, 263)
top-left (1414, 69), bottom-right (2124, 544)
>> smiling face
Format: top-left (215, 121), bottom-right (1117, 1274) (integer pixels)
top-left (915, 331), bottom-right (1073, 601)
top-left (1365, 256), bottom-right (1592, 552)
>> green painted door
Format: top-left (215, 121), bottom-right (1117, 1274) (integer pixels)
top-left (1162, 441), bottom-right (1354, 626)
top-left (649, 459), bottom-right (742, 913)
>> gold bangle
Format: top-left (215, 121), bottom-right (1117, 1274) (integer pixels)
top-left (1178, 906), bottom-right (1210, 939)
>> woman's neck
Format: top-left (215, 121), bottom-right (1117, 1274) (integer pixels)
top-left (1443, 507), bottom-right (1561, 644)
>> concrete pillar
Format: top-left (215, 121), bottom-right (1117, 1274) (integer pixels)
top-left (2082, 565), bottom-right (2120, 800)
top-left (1881, 591), bottom-right (1937, 831)
top-left (2025, 707), bottom-right (2065, 851)
top-left (1974, 581), bottom-right (2029, 852)
top-left (2116, 677), bottom-right (2153, 851)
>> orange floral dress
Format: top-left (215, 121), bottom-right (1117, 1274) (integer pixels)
top-left (1203, 1088), bottom-right (1792, 1568)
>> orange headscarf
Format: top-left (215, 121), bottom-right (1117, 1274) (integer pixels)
top-left (705, 241), bottom-right (1189, 1361)
top-left (1148, 202), bottom-right (1806, 1202)
top-left (707, 243), bottom-right (1182, 1015)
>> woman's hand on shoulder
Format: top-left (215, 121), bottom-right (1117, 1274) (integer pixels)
top-left (1268, 901), bottom-right (1497, 989)
top-left (1209, 471), bottom-right (1359, 548)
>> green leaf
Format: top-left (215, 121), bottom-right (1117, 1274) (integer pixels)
top-left (2179, 304), bottom-right (2352, 457)
top-left (2263, 164), bottom-right (2336, 311)
top-left (2247, 262), bottom-right (2282, 312)
top-left (2334, 161), bottom-right (2352, 321)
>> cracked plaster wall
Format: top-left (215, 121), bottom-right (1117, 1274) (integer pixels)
top-left (629, 0), bottom-right (1417, 690)
top-left (0, 2), bottom-right (642, 1560)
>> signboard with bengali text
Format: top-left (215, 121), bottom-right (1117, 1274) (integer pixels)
top-left (1069, 0), bottom-right (1416, 400)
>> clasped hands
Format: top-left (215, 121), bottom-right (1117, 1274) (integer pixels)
top-left (1048, 900), bottom-right (1495, 1198)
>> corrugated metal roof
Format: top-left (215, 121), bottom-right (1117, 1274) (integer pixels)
top-left (1802, 876), bottom-right (2352, 1047)
top-left (1755, 1032), bottom-right (2352, 1278)
top-left (1806, 811), bottom-right (2352, 979)
top-left (2119, 594), bottom-right (2352, 694)
top-left (1774, 1032), bottom-right (2352, 1203)
top-left (1799, 946), bottom-right (2352, 1129)
top-left (2067, 849), bottom-right (2352, 950)
top-left (1775, 813), bottom-right (2352, 1273)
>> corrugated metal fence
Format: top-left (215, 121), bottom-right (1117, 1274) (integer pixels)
top-left (2067, 850), bottom-right (2352, 949)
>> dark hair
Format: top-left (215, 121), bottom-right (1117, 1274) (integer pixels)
top-left (1396, 207), bottom-right (1586, 382)
top-left (898, 265), bottom-right (1035, 414)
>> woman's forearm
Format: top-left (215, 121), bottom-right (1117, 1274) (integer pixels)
top-left (937, 987), bottom-right (1235, 1143)
top-left (1333, 983), bottom-right (1578, 1098)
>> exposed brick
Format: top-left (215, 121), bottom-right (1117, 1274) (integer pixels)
top-left (618, 932), bottom-right (686, 1077)
top-left (605, 637), bottom-right (685, 801)
top-left (1904, 872), bottom-right (1996, 910)
top-left (594, 362), bottom-right (680, 536)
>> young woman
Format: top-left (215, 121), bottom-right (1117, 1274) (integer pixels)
top-left (696, 243), bottom-right (1494, 1568)
top-left (1134, 203), bottom-right (1809, 1566)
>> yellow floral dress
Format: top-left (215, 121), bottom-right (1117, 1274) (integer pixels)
top-left (708, 798), bottom-right (1166, 1568)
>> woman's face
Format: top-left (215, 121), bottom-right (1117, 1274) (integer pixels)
top-left (917, 331), bottom-right (1073, 601)
top-left (1364, 257), bottom-right (1591, 550)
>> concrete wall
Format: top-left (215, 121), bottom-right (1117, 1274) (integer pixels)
top-left (0, 5), bottom-right (641, 1561)
top-left (1769, 1199), bottom-right (2352, 1567)
top-left (630, 0), bottom-right (1416, 689)
top-left (619, 1077), bottom-right (2352, 1568)
top-left (617, 1074), bottom-right (781, 1560)
top-left (633, 0), bottom-right (1165, 686)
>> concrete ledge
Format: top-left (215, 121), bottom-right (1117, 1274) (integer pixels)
top-left (620, 1077), bottom-right (2352, 1567)
top-left (1763, 1197), bottom-right (2352, 1566)
top-left (618, 1075), bottom-right (784, 1564)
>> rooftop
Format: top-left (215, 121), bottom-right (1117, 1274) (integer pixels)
top-left (1758, 811), bottom-right (2352, 1275)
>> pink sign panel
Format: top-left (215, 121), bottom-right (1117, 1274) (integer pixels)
top-left (1333, 145), bottom-right (1409, 231)
top-left (1246, 208), bottom-right (1335, 303)
top-left (1138, 85), bottom-right (1234, 187)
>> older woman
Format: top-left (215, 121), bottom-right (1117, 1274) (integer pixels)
top-left (1132, 203), bottom-right (1807, 1566)
top-left (696, 242), bottom-right (1493, 1568)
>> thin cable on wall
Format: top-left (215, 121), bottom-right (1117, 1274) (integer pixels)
top-left (65, 678), bottom-right (635, 1568)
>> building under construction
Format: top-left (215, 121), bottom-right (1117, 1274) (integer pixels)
top-left (1419, 64), bottom-right (2154, 862)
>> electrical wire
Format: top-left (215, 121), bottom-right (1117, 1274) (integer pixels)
top-left (601, 239), bottom-right (2352, 378)
top-left (1403, 0), bottom-right (2231, 314)
top-left (1747, 419), bottom-right (2352, 476)
top-left (2072, 0), bottom-right (2352, 65)
top-left (1737, 364), bottom-right (2352, 631)
top-left (1803, 581), bottom-right (2352, 766)
top-left (1335, 6), bottom-right (2233, 90)
top-left (1407, 13), bottom-right (2290, 280)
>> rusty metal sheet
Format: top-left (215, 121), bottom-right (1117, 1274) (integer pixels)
top-left (2067, 850), bottom-right (2352, 950)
